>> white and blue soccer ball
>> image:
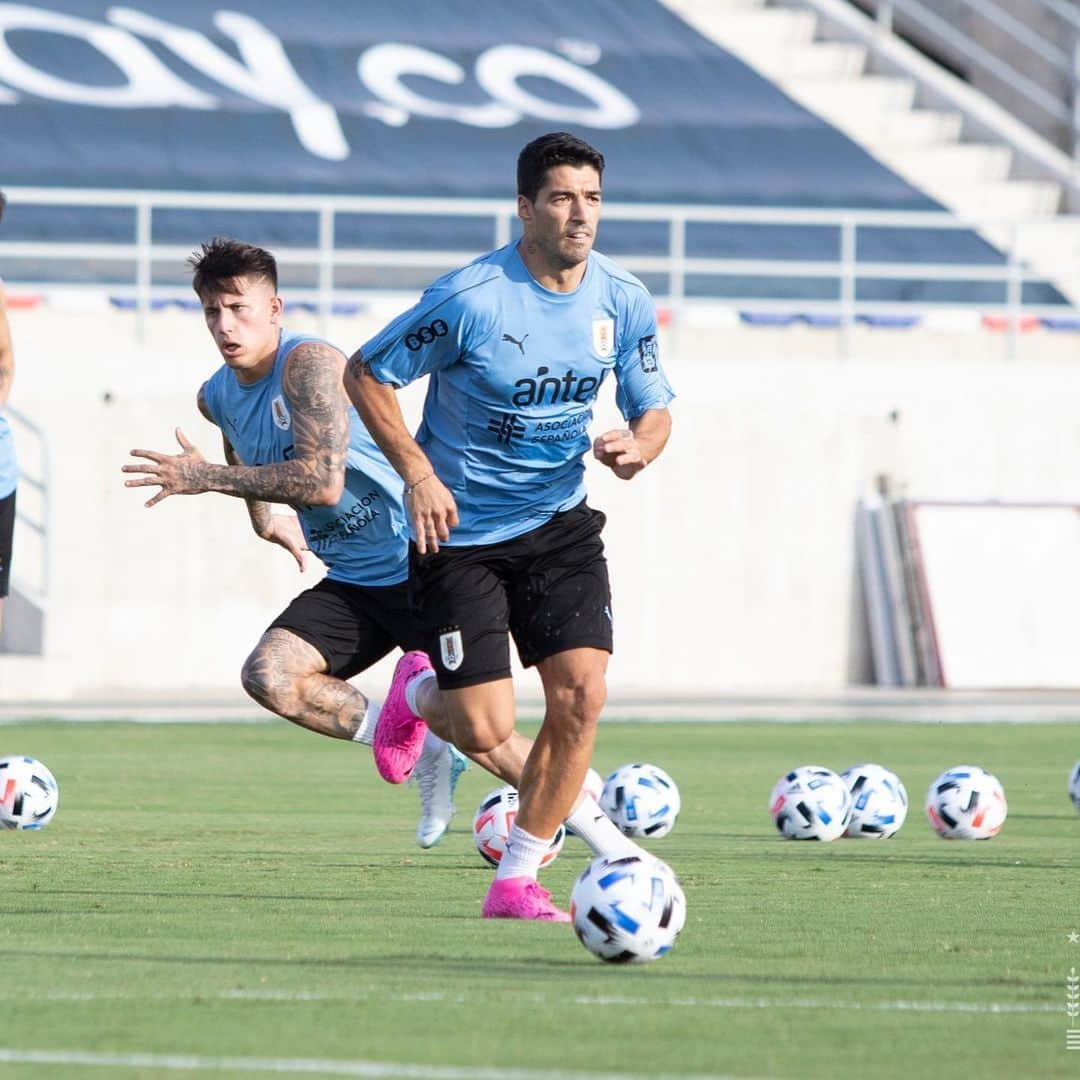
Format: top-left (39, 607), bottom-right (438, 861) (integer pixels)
top-left (570, 853), bottom-right (686, 964)
top-left (0, 755), bottom-right (59, 830)
top-left (840, 763), bottom-right (908, 839)
top-left (769, 765), bottom-right (852, 841)
top-left (600, 763), bottom-right (681, 839)
top-left (472, 785), bottom-right (565, 868)
top-left (925, 765), bottom-right (1007, 840)
top-left (1069, 760), bottom-right (1080, 813)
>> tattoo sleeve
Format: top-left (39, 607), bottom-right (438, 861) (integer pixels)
top-left (345, 349), bottom-right (370, 382)
top-left (199, 343), bottom-right (348, 506)
top-left (223, 437), bottom-right (273, 537)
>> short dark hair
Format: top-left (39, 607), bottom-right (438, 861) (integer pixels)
top-left (517, 132), bottom-right (604, 202)
top-left (188, 236), bottom-right (278, 298)
top-left (0, 191), bottom-right (6, 225)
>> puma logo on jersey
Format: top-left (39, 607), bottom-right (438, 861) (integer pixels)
top-left (501, 332), bottom-right (529, 355)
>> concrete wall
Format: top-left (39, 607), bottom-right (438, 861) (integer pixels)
top-left (2, 302), bottom-right (1078, 700)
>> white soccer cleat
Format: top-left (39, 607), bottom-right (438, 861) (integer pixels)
top-left (413, 744), bottom-right (469, 849)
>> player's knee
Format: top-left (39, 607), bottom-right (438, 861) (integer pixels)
top-left (547, 671), bottom-right (607, 729)
top-left (450, 714), bottom-right (512, 756)
top-left (240, 651), bottom-right (293, 714)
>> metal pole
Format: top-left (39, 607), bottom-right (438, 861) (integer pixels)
top-left (135, 198), bottom-right (151, 345)
top-left (494, 211), bottom-right (511, 249)
top-left (840, 217), bottom-right (856, 360)
top-left (669, 213), bottom-right (686, 333)
top-left (876, 0), bottom-right (894, 36)
top-left (318, 204), bottom-right (334, 339)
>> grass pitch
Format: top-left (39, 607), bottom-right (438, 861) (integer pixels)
top-left (0, 717), bottom-right (1076, 1079)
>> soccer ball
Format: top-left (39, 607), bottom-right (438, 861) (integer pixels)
top-left (472, 785), bottom-right (565, 867)
top-left (0, 755), bottom-right (59, 830)
top-left (925, 765), bottom-right (1007, 839)
top-left (769, 765), bottom-right (852, 841)
top-left (570, 853), bottom-right (686, 964)
top-left (599, 763), bottom-right (681, 838)
top-left (1069, 760), bottom-right (1080, 812)
top-left (840, 763), bottom-right (908, 839)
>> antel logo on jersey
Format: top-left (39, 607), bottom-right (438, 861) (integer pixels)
top-left (271, 394), bottom-right (291, 430)
top-left (405, 319), bottom-right (449, 351)
top-left (512, 366), bottom-right (600, 407)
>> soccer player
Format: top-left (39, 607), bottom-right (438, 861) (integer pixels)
top-left (344, 131), bottom-right (675, 920)
top-left (121, 238), bottom-right (621, 856)
top-left (0, 191), bottom-right (17, 635)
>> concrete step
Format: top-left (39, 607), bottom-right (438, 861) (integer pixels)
top-left (928, 179), bottom-right (1062, 220)
top-left (751, 41), bottom-right (867, 80)
top-left (836, 107), bottom-right (964, 148)
top-left (878, 143), bottom-right (1014, 185)
top-left (784, 74), bottom-right (917, 115)
top-left (689, 9), bottom-right (817, 49)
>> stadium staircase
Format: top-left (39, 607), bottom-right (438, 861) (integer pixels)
top-left (662, 0), bottom-right (1080, 304)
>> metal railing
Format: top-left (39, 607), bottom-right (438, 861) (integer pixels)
top-left (1, 187), bottom-right (1077, 362)
top-left (859, 0), bottom-right (1080, 162)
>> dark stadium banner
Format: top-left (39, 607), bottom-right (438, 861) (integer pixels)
top-left (0, 0), bottom-right (936, 208)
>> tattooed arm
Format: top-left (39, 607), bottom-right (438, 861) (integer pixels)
top-left (124, 343), bottom-right (348, 509)
top-left (0, 286), bottom-right (13, 409)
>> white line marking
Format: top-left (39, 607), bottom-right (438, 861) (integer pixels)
top-left (4, 988), bottom-right (1058, 1014)
top-left (0, 1049), bottom-right (727, 1079)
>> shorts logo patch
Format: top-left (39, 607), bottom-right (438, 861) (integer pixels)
top-left (271, 394), bottom-right (291, 430)
top-left (592, 317), bottom-right (615, 358)
top-left (439, 629), bottom-right (464, 671)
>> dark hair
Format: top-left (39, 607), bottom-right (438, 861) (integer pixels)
top-left (517, 132), bottom-right (604, 202)
top-left (188, 236), bottom-right (278, 298)
top-left (0, 191), bottom-right (6, 224)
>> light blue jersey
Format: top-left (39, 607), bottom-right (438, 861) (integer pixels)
top-left (362, 244), bottom-right (674, 545)
top-left (0, 411), bottom-right (17, 499)
top-left (201, 328), bottom-right (409, 587)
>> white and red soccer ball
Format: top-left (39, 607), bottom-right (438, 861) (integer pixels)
top-left (925, 765), bottom-right (1007, 840)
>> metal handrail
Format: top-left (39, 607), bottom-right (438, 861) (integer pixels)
top-left (863, 0), bottom-right (1080, 157)
top-left (1, 188), bottom-right (1077, 363)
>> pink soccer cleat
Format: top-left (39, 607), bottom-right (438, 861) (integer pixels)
top-left (481, 876), bottom-right (571, 922)
top-left (374, 651), bottom-right (433, 784)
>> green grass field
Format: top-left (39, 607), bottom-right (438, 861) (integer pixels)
top-left (0, 717), bottom-right (1076, 1079)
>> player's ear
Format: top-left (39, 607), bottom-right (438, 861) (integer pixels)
top-left (517, 193), bottom-right (533, 226)
top-left (270, 294), bottom-right (283, 322)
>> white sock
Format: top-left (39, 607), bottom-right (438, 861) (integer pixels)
top-left (405, 669), bottom-right (436, 717)
top-left (565, 794), bottom-right (645, 859)
top-left (417, 729), bottom-right (447, 770)
top-left (351, 700), bottom-right (380, 746)
top-left (496, 822), bottom-right (558, 881)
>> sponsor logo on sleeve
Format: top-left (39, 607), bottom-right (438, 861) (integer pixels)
top-left (637, 335), bottom-right (658, 373)
top-left (439, 628), bottom-right (465, 672)
top-left (592, 317), bottom-right (615, 358)
top-left (271, 395), bottom-right (292, 430)
top-left (405, 319), bottom-right (449, 351)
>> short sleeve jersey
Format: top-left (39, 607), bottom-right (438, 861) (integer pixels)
top-left (361, 244), bottom-right (674, 546)
top-left (0, 277), bottom-right (17, 499)
top-left (201, 328), bottom-right (410, 587)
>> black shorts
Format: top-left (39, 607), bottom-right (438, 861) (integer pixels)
top-left (266, 577), bottom-right (423, 680)
top-left (0, 489), bottom-right (14, 600)
top-left (409, 500), bottom-right (613, 690)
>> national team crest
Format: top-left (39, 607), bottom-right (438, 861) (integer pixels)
top-left (592, 317), bottom-right (615, 358)
top-left (439, 628), bottom-right (464, 671)
top-left (271, 394), bottom-right (291, 430)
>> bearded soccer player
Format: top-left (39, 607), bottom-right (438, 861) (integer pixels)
top-left (345, 132), bottom-right (675, 920)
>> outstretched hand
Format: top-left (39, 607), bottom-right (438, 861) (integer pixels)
top-left (122, 428), bottom-right (209, 507)
top-left (593, 428), bottom-right (648, 480)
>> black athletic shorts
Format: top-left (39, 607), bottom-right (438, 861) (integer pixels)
top-left (266, 577), bottom-right (423, 680)
top-left (409, 499), bottom-right (613, 690)
top-left (0, 489), bottom-right (14, 600)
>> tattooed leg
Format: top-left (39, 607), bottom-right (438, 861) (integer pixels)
top-left (241, 628), bottom-right (370, 741)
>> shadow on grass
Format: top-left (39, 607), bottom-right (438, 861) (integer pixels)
top-left (0, 947), bottom-right (1061, 991)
